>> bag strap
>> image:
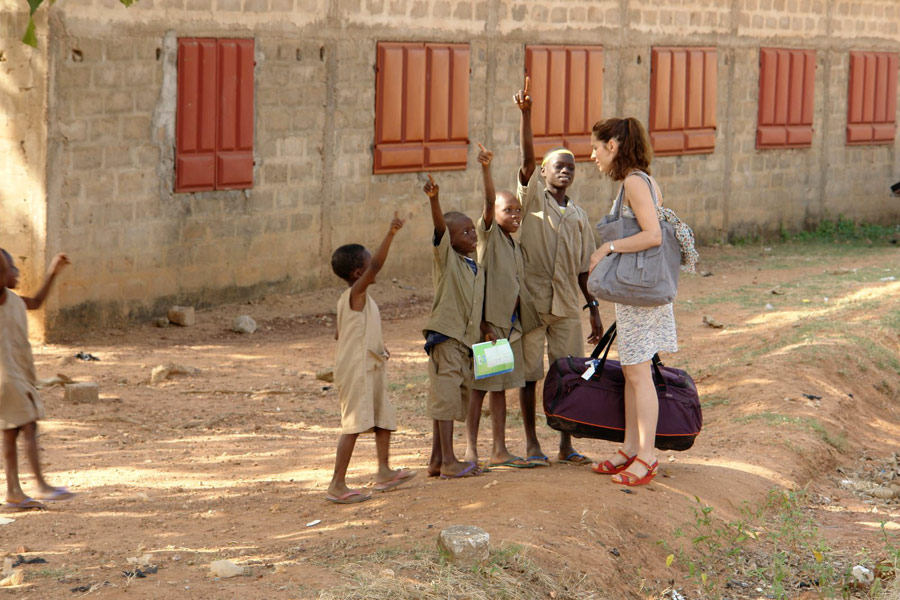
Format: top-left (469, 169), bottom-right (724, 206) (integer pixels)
top-left (590, 321), bottom-right (667, 386)
top-left (627, 171), bottom-right (659, 208)
top-left (589, 322), bottom-right (617, 359)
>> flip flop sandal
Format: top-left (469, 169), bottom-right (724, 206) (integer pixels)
top-left (373, 469), bottom-right (418, 491)
top-left (592, 450), bottom-right (636, 475)
top-left (558, 452), bottom-right (592, 465)
top-left (440, 461), bottom-right (481, 479)
top-left (4, 497), bottom-right (46, 511)
top-left (525, 455), bottom-right (551, 467)
top-left (325, 490), bottom-right (372, 504)
top-left (37, 487), bottom-right (75, 502)
top-left (611, 458), bottom-right (659, 487)
top-left (489, 456), bottom-right (536, 469)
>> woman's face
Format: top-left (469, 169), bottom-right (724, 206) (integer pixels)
top-left (590, 135), bottom-right (617, 175)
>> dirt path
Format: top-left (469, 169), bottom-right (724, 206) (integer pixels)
top-left (2, 242), bottom-right (899, 599)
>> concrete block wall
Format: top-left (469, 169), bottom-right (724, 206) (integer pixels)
top-left (0, 0), bottom-right (50, 335)
top-left (0, 0), bottom-right (897, 337)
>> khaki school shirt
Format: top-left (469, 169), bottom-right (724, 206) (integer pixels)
top-left (423, 231), bottom-right (485, 348)
top-left (517, 169), bottom-right (596, 318)
top-left (476, 217), bottom-right (540, 336)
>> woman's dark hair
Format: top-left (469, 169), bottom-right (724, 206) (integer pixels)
top-left (331, 244), bottom-right (367, 282)
top-left (591, 117), bottom-right (652, 181)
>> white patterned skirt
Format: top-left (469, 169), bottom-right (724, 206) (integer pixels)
top-left (615, 302), bottom-right (678, 365)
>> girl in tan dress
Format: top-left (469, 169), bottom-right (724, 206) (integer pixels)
top-left (1, 250), bottom-right (73, 510)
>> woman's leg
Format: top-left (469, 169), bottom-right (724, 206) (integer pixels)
top-left (616, 361), bottom-right (658, 479)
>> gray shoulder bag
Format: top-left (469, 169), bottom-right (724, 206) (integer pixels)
top-left (587, 171), bottom-right (681, 307)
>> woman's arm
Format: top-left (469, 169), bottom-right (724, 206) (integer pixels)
top-left (588, 176), bottom-right (662, 273)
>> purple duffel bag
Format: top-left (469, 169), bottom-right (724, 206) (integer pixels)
top-left (542, 322), bottom-right (702, 451)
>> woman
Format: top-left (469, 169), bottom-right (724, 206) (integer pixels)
top-left (587, 117), bottom-right (678, 486)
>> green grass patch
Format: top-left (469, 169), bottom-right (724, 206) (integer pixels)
top-left (701, 394), bottom-right (731, 408)
top-left (785, 216), bottom-right (897, 244)
top-left (734, 412), bottom-right (847, 451)
top-left (318, 543), bottom-right (596, 600)
top-left (660, 489), bottom-right (862, 599)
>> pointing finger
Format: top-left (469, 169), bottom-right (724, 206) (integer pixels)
top-left (524, 76), bottom-right (530, 95)
top-left (427, 174), bottom-right (435, 185)
top-left (477, 142), bottom-right (486, 153)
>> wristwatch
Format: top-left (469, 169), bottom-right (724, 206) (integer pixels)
top-left (583, 300), bottom-right (599, 310)
top-left (608, 242), bottom-right (616, 253)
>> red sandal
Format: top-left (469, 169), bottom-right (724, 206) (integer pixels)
top-left (611, 457), bottom-right (658, 486)
top-left (591, 450), bottom-right (636, 475)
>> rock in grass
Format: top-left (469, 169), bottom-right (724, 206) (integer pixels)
top-left (209, 559), bottom-right (243, 578)
top-left (64, 382), bottom-right (99, 404)
top-left (232, 315), bottom-right (257, 334)
top-left (437, 525), bottom-right (490, 564)
top-left (167, 306), bottom-right (195, 327)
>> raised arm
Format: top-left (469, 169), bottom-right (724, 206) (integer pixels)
top-left (423, 174), bottom-right (446, 242)
top-left (22, 253), bottom-right (70, 310)
top-left (348, 214), bottom-right (404, 311)
top-left (477, 143), bottom-right (496, 226)
top-left (515, 77), bottom-right (536, 184)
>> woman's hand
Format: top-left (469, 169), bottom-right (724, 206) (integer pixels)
top-left (589, 244), bottom-right (611, 275)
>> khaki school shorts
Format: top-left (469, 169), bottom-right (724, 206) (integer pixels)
top-left (523, 313), bottom-right (584, 382)
top-left (427, 337), bottom-right (472, 422)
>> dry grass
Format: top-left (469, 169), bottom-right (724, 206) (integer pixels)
top-left (317, 544), bottom-right (601, 600)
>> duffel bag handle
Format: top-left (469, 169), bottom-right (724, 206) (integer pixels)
top-left (591, 322), bottom-right (666, 386)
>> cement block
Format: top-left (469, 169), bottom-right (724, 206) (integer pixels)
top-left (65, 382), bottom-right (99, 404)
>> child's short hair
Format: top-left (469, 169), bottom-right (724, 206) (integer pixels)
top-left (331, 244), bottom-right (367, 282)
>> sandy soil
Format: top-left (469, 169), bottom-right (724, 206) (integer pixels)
top-left (2, 242), bottom-right (899, 599)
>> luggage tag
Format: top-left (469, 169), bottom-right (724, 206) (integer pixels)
top-left (581, 359), bottom-right (600, 380)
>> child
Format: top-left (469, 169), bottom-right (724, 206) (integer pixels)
top-left (422, 174), bottom-right (485, 479)
top-left (327, 214), bottom-right (416, 504)
top-left (515, 77), bottom-right (603, 466)
top-left (1, 249), bottom-right (70, 310)
top-left (463, 144), bottom-right (540, 469)
top-left (0, 251), bottom-right (73, 510)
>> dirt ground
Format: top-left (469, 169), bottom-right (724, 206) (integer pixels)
top-left (2, 241), bottom-right (899, 599)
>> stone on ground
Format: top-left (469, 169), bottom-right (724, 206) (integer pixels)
top-left (315, 368), bottom-right (334, 383)
top-left (151, 364), bottom-right (198, 384)
top-left (232, 315), bottom-right (257, 334)
top-left (64, 382), bottom-right (99, 404)
top-left (167, 305), bottom-right (195, 326)
top-left (437, 525), bottom-right (490, 564)
top-left (209, 559), bottom-right (243, 578)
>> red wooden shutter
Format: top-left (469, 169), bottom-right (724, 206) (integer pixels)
top-left (847, 51), bottom-right (898, 145)
top-left (425, 43), bottom-right (469, 170)
top-left (374, 42), bottom-right (426, 173)
top-left (374, 42), bottom-right (469, 174)
top-left (217, 39), bottom-right (254, 189)
top-left (176, 38), bottom-right (217, 192)
top-left (526, 45), bottom-right (603, 161)
top-left (649, 47), bottom-right (717, 156)
top-left (757, 48), bottom-right (816, 149)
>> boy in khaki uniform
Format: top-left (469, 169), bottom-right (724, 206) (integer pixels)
top-left (422, 175), bottom-right (485, 479)
top-left (515, 78), bottom-right (603, 466)
top-left (327, 215), bottom-right (416, 504)
top-left (463, 144), bottom-right (540, 469)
